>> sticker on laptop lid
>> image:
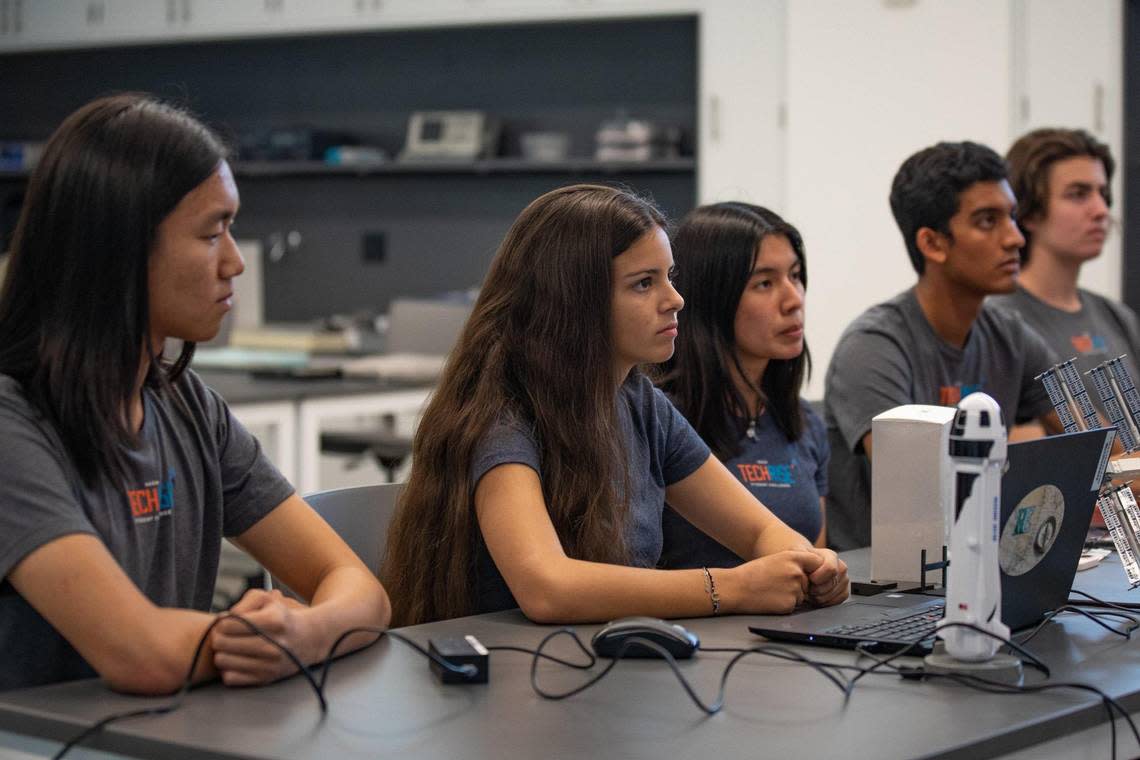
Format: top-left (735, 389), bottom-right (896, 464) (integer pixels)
top-left (999, 484), bottom-right (1064, 576)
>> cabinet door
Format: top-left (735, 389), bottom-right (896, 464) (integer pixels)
top-left (1014, 0), bottom-right (1124, 301)
top-left (2, 0), bottom-right (699, 48)
top-left (696, 0), bottom-right (785, 209)
top-left (4, 0), bottom-right (170, 49)
top-left (153, 0), bottom-right (289, 39)
top-left (9, 1), bottom-right (93, 47)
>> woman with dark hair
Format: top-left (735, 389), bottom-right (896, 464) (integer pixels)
top-left (657, 203), bottom-right (829, 571)
top-left (0, 94), bottom-right (389, 693)
top-left (382, 185), bottom-right (846, 627)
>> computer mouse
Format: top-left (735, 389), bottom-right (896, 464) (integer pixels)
top-left (590, 616), bottom-right (700, 659)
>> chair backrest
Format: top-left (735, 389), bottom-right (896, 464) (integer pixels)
top-left (303, 482), bottom-right (404, 577)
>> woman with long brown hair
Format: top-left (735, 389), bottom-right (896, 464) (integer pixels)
top-left (383, 184), bottom-right (847, 627)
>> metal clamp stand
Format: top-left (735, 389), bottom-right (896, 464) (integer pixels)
top-left (918, 546), bottom-right (948, 593)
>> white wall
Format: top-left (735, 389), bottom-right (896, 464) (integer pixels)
top-left (1015, 0), bottom-right (1124, 305)
top-left (779, 0), bottom-right (1123, 399)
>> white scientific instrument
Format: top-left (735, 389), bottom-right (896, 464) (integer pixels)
top-left (935, 392), bottom-right (1010, 661)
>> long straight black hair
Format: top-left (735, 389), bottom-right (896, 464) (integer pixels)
top-left (658, 202), bottom-right (811, 459)
top-left (0, 93), bottom-right (227, 486)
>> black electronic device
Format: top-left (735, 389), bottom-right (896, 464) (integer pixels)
top-left (428, 635), bottom-right (488, 684)
top-left (590, 616), bottom-right (699, 659)
top-left (851, 580), bottom-right (898, 596)
top-left (239, 127), bottom-right (359, 162)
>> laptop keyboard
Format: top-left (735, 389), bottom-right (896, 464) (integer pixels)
top-left (823, 600), bottom-right (946, 642)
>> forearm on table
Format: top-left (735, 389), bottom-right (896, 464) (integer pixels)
top-left (511, 558), bottom-right (732, 623)
top-left (105, 607), bottom-right (220, 694)
top-left (750, 518), bottom-right (814, 559)
top-left (296, 565), bottom-right (392, 662)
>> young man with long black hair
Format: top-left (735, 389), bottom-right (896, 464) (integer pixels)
top-left (0, 94), bottom-right (390, 693)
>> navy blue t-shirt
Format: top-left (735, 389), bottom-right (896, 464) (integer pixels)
top-left (659, 403), bottom-right (829, 569)
top-left (469, 373), bottom-right (711, 614)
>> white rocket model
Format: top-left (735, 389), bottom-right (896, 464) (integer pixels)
top-left (936, 392), bottom-right (1010, 661)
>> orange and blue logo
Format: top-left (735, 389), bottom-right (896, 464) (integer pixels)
top-left (736, 459), bottom-right (796, 488)
top-left (127, 469), bottom-right (176, 522)
top-left (1070, 332), bottom-right (1107, 355)
top-left (938, 382), bottom-right (984, 406)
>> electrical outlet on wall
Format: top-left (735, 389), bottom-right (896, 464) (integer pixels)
top-left (362, 231), bottom-right (386, 264)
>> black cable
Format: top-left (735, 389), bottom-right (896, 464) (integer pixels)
top-left (846, 620), bottom-right (1052, 701)
top-left (520, 625), bottom-right (1138, 758)
top-left (918, 671), bottom-right (1138, 760)
top-left (316, 626), bottom-right (478, 691)
top-left (52, 612), bottom-right (323, 760)
top-left (846, 637), bottom-right (937, 697)
top-left (55, 621), bottom-right (485, 759)
top-left (485, 644), bottom-right (595, 670)
top-left (1070, 589), bottom-right (1140, 612)
top-left (51, 613), bottom-right (1140, 758)
top-left (853, 634), bottom-right (1140, 760)
top-left (937, 621), bottom-right (1052, 677)
top-left (710, 645), bottom-right (853, 696)
top-left (1017, 606), bottom-right (1139, 646)
top-left (524, 629), bottom-right (856, 715)
top-left (527, 629), bottom-right (693, 706)
top-left (699, 647), bottom-right (873, 680)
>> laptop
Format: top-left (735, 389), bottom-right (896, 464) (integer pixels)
top-left (748, 428), bottom-right (1115, 654)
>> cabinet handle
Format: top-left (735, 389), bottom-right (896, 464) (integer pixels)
top-left (709, 95), bottom-right (721, 144)
top-left (1093, 82), bottom-right (1104, 133)
top-left (86, 1), bottom-right (105, 26)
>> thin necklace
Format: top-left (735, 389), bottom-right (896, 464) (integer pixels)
top-left (745, 404), bottom-right (766, 441)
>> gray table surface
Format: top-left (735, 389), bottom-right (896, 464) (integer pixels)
top-left (2, 549), bottom-right (1139, 760)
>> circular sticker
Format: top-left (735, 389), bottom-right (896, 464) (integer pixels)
top-left (999, 484), bottom-right (1065, 576)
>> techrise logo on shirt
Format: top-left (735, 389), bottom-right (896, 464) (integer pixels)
top-left (1070, 332), bottom-right (1107, 355)
top-left (127, 468), bottom-right (176, 523)
top-left (736, 459), bottom-right (796, 488)
top-left (939, 383), bottom-right (983, 406)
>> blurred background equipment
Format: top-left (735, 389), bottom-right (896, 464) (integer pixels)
top-left (595, 111), bottom-right (680, 162)
top-left (399, 110), bottom-right (500, 161)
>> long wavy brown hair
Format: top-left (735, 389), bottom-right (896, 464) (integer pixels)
top-left (382, 184), bottom-right (667, 626)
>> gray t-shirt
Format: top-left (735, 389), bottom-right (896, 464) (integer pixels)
top-left (823, 288), bottom-right (1056, 551)
top-left (990, 286), bottom-right (1140, 380)
top-left (0, 369), bottom-right (294, 691)
top-left (660, 403), bottom-right (829, 569)
top-left (469, 373), bottom-right (710, 614)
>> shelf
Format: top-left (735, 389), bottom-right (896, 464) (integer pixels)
top-left (2, 157), bottom-right (696, 181)
top-left (233, 157), bottom-right (696, 178)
